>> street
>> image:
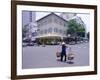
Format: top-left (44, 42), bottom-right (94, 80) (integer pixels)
top-left (22, 42), bottom-right (89, 69)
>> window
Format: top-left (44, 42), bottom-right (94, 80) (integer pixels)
top-left (64, 31), bottom-right (66, 34)
top-left (54, 28), bottom-right (58, 33)
top-left (60, 21), bottom-right (62, 25)
top-left (48, 28), bottom-right (52, 33)
top-left (64, 23), bottom-right (67, 27)
top-left (29, 11), bottom-right (32, 22)
top-left (59, 29), bottom-right (63, 34)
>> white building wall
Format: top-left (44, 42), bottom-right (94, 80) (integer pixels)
top-left (37, 13), bottom-right (68, 38)
top-left (37, 23), bottom-right (54, 37)
top-left (37, 22), bottom-right (67, 37)
top-left (52, 23), bottom-right (67, 36)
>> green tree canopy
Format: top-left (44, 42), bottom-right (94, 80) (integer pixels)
top-left (67, 19), bottom-right (85, 37)
top-left (22, 24), bottom-right (30, 38)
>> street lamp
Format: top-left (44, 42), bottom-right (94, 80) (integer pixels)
top-left (68, 34), bottom-right (71, 37)
top-left (61, 37), bottom-right (64, 41)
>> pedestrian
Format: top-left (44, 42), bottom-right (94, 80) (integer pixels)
top-left (61, 42), bottom-right (67, 62)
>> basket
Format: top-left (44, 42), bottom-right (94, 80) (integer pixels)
top-left (56, 52), bottom-right (61, 57)
top-left (68, 53), bottom-right (75, 60)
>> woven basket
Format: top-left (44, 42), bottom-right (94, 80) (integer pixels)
top-left (68, 53), bottom-right (75, 60)
top-left (56, 52), bottom-right (61, 57)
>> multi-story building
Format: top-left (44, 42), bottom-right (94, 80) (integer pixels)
top-left (36, 13), bottom-right (68, 44)
top-left (60, 12), bottom-right (77, 20)
top-left (22, 11), bottom-right (37, 40)
top-left (22, 12), bottom-right (87, 44)
top-left (22, 11), bottom-right (36, 27)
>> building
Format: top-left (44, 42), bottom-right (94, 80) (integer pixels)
top-left (60, 12), bottom-right (77, 20)
top-left (22, 11), bottom-right (37, 41)
top-left (60, 12), bottom-right (86, 30)
top-left (61, 12), bottom-right (86, 37)
top-left (36, 13), bottom-right (68, 44)
top-left (22, 11), bottom-right (36, 27)
top-left (22, 12), bottom-right (87, 44)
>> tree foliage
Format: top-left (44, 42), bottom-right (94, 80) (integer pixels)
top-left (67, 19), bottom-right (85, 37)
top-left (22, 24), bottom-right (29, 38)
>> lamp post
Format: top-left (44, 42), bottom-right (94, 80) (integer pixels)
top-left (61, 37), bottom-right (63, 42)
top-left (67, 34), bottom-right (71, 44)
top-left (68, 34), bottom-right (71, 37)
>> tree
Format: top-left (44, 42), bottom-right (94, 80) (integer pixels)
top-left (67, 19), bottom-right (85, 37)
top-left (22, 24), bottom-right (29, 38)
top-left (77, 26), bottom-right (85, 37)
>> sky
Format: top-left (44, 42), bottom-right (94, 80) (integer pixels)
top-left (35, 12), bottom-right (90, 32)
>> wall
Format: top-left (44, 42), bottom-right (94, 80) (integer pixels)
top-left (0, 0), bottom-right (99, 80)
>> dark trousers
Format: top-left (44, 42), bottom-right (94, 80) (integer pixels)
top-left (61, 53), bottom-right (66, 61)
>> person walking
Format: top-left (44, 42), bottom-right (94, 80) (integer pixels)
top-left (61, 42), bottom-right (67, 62)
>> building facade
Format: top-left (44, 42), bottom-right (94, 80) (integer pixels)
top-left (60, 12), bottom-right (77, 20)
top-left (36, 13), bottom-right (68, 44)
top-left (22, 12), bottom-right (87, 44)
top-left (22, 11), bottom-right (36, 27)
top-left (22, 11), bottom-right (37, 41)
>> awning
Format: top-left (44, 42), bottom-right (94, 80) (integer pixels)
top-left (34, 34), bottom-right (66, 38)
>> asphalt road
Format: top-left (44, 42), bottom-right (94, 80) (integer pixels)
top-left (22, 42), bottom-right (89, 69)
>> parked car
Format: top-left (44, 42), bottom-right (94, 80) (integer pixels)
top-left (83, 38), bottom-right (89, 42)
top-left (23, 38), bottom-right (31, 43)
top-left (27, 42), bottom-right (34, 46)
top-left (65, 37), bottom-right (76, 44)
top-left (22, 42), bottom-right (28, 47)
